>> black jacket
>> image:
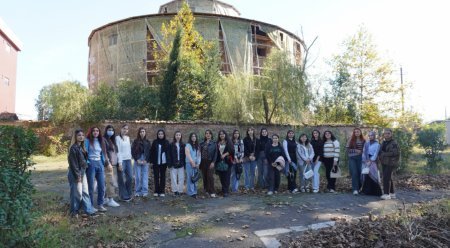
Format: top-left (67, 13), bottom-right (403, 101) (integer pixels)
top-left (265, 143), bottom-right (287, 164)
top-left (310, 139), bottom-right (324, 162)
top-left (216, 141), bottom-right (234, 164)
top-left (379, 139), bottom-right (400, 166)
top-left (168, 142), bottom-right (186, 168)
top-left (243, 137), bottom-right (260, 159)
top-left (68, 144), bottom-right (88, 180)
top-left (131, 138), bottom-right (151, 162)
top-left (150, 139), bottom-right (170, 165)
top-left (200, 140), bottom-right (218, 162)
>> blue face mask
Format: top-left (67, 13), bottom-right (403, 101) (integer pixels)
top-left (107, 130), bottom-right (114, 137)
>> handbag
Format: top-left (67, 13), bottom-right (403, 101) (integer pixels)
top-left (361, 163), bottom-right (370, 175)
top-left (330, 165), bottom-right (342, 178)
top-left (191, 168), bottom-right (201, 183)
top-left (303, 164), bottom-right (314, 179)
top-left (215, 160), bottom-right (229, 172)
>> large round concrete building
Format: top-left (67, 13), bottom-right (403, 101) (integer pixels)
top-left (88, 0), bottom-right (304, 89)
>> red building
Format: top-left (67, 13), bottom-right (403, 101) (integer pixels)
top-left (0, 17), bottom-right (22, 114)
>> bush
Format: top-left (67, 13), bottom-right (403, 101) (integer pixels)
top-left (417, 124), bottom-right (446, 169)
top-left (394, 129), bottom-right (415, 173)
top-left (0, 126), bottom-right (38, 247)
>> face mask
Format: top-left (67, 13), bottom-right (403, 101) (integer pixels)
top-left (107, 131), bottom-right (114, 137)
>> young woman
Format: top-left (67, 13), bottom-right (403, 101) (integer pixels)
top-left (265, 134), bottom-right (287, 195)
top-left (185, 133), bottom-right (201, 198)
top-left (231, 130), bottom-right (244, 193)
top-left (216, 130), bottom-right (234, 197)
top-left (297, 134), bottom-right (315, 192)
top-left (169, 131), bottom-right (186, 196)
top-left (243, 127), bottom-right (259, 192)
top-left (310, 130), bottom-right (324, 193)
top-left (116, 124), bottom-right (133, 202)
top-left (131, 127), bottom-right (151, 197)
top-left (322, 130), bottom-right (340, 193)
top-left (257, 128), bottom-right (271, 189)
top-left (150, 129), bottom-right (170, 197)
top-left (379, 129), bottom-right (400, 200)
top-left (200, 130), bottom-right (218, 198)
top-left (283, 130), bottom-right (299, 193)
top-left (346, 128), bottom-right (366, 195)
top-left (85, 126), bottom-right (109, 212)
top-left (361, 131), bottom-right (382, 196)
top-left (103, 125), bottom-right (120, 207)
top-left (68, 129), bottom-right (96, 217)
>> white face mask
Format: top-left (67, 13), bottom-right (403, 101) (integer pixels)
top-left (107, 130), bottom-right (114, 137)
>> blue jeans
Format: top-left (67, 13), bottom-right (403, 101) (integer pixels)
top-left (244, 160), bottom-right (257, 190)
top-left (256, 152), bottom-right (269, 188)
top-left (349, 155), bottom-right (363, 191)
top-left (230, 163), bottom-right (241, 192)
top-left (68, 169), bottom-right (95, 215)
top-left (134, 161), bottom-right (149, 196)
top-left (86, 160), bottom-right (105, 206)
top-left (185, 163), bottom-right (198, 196)
top-left (118, 159), bottom-right (133, 200)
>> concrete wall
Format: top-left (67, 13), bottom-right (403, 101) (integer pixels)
top-left (0, 32), bottom-right (18, 113)
top-left (446, 120), bottom-right (450, 145)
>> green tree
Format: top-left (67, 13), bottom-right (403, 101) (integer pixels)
top-left (84, 83), bottom-right (119, 122)
top-left (160, 28), bottom-right (181, 120)
top-left (417, 123), bottom-right (446, 169)
top-left (259, 50), bottom-right (311, 124)
top-left (35, 80), bottom-right (89, 123)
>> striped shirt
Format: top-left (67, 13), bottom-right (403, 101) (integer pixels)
top-left (323, 140), bottom-right (340, 162)
top-left (347, 139), bottom-right (365, 157)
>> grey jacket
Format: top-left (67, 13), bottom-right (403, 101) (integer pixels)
top-left (296, 143), bottom-right (315, 167)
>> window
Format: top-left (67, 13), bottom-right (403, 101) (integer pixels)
top-left (109, 34), bottom-right (118, 46)
top-left (164, 7), bottom-right (168, 13)
top-left (3, 76), bottom-right (10, 86)
top-left (280, 33), bottom-right (284, 42)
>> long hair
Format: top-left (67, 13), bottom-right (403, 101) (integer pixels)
top-left (188, 133), bottom-right (199, 151)
top-left (233, 129), bottom-right (241, 142)
top-left (260, 128), bottom-right (268, 137)
top-left (204, 129), bottom-right (214, 142)
top-left (86, 126), bottom-right (104, 147)
top-left (136, 127), bottom-right (147, 141)
top-left (119, 124), bottom-right (129, 140)
top-left (155, 129), bottom-right (166, 142)
top-left (285, 130), bottom-right (295, 141)
top-left (322, 130), bottom-right (336, 141)
top-left (349, 128), bottom-right (365, 148)
top-left (70, 129), bottom-right (86, 154)
top-left (298, 133), bottom-right (310, 146)
top-left (218, 130), bottom-right (233, 152)
top-left (173, 131), bottom-right (183, 144)
top-left (104, 125), bottom-right (117, 150)
top-left (246, 127), bottom-right (256, 140)
top-left (311, 129), bottom-right (321, 141)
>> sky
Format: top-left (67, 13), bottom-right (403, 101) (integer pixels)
top-left (2, 0), bottom-right (449, 122)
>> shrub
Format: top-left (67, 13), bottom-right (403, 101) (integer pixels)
top-left (394, 129), bottom-right (415, 173)
top-left (0, 126), bottom-right (38, 247)
top-left (417, 124), bottom-right (446, 169)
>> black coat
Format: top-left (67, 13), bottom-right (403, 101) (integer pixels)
top-left (131, 138), bottom-right (151, 162)
top-left (168, 142), bottom-right (186, 168)
top-left (150, 139), bottom-right (170, 165)
top-left (68, 144), bottom-right (88, 180)
top-left (311, 139), bottom-right (324, 162)
top-left (243, 137), bottom-right (260, 159)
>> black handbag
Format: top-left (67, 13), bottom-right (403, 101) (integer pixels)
top-left (215, 160), bottom-right (229, 172)
top-left (191, 169), bottom-right (201, 183)
top-left (235, 163), bottom-right (243, 179)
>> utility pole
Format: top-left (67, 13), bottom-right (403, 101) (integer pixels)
top-left (400, 67), bottom-right (405, 115)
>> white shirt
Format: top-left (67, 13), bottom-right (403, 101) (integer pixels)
top-left (115, 135), bottom-right (132, 162)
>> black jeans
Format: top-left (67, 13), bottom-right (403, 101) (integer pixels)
top-left (382, 164), bottom-right (395, 194)
top-left (217, 166), bottom-right (231, 194)
top-left (287, 170), bottom-right (297, 191)
top-left (153, 164), bottom-right (167, 194)
top-left (323, 157), bottom-right (336, 190)
top-left (268, 165), bottom-right (281, 192)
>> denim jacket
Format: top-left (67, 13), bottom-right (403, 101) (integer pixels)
top-left (200, 140), bottom-right (218, 162)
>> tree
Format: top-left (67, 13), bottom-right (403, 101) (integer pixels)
top-left (35, 80), bottom-right (88, 123)
top-left (259, 50), bottom-right (311, 124)
top-left (320, 25), bottom-right (397, 125)
top-left (83, 83), bottom-right (119, 122)
top-left (158, 1), bottom-right (221, 120)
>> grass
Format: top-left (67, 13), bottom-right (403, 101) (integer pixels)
top-left (405, 146), bottom-right (450, 175)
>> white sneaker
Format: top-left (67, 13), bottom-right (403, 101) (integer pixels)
top-left (159, 194), bottom-right (165, 197)
top-left (107, 199), bottom-right (120, 207)
top-left (153, 193), bottom-right (159, 197)
top-left (210, 194), bottom-right (216, 198)
top-left (353, 190), bottom-right (359, 195)
top-left (313, 189), bottom-right (319, 193)
top-left (390, 193), bottom-right (396, 199)
top-left (274, 191), bottom-right (278, 194)
top-left (267, 191), bottom-right (273, 195)
top-left (292, 188), bottom-right (298, 194)
top-left (91, 207), bottom-right (98, 213)
top-left (97, 205), bottom-right (107, 212)
top-left (329, 189), bottom-right (335, 193)
top-left (381, 194), bottom-right (391, 200)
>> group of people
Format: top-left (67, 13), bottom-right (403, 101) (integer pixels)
top-left (67, 125), bottom-right (400, 217)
